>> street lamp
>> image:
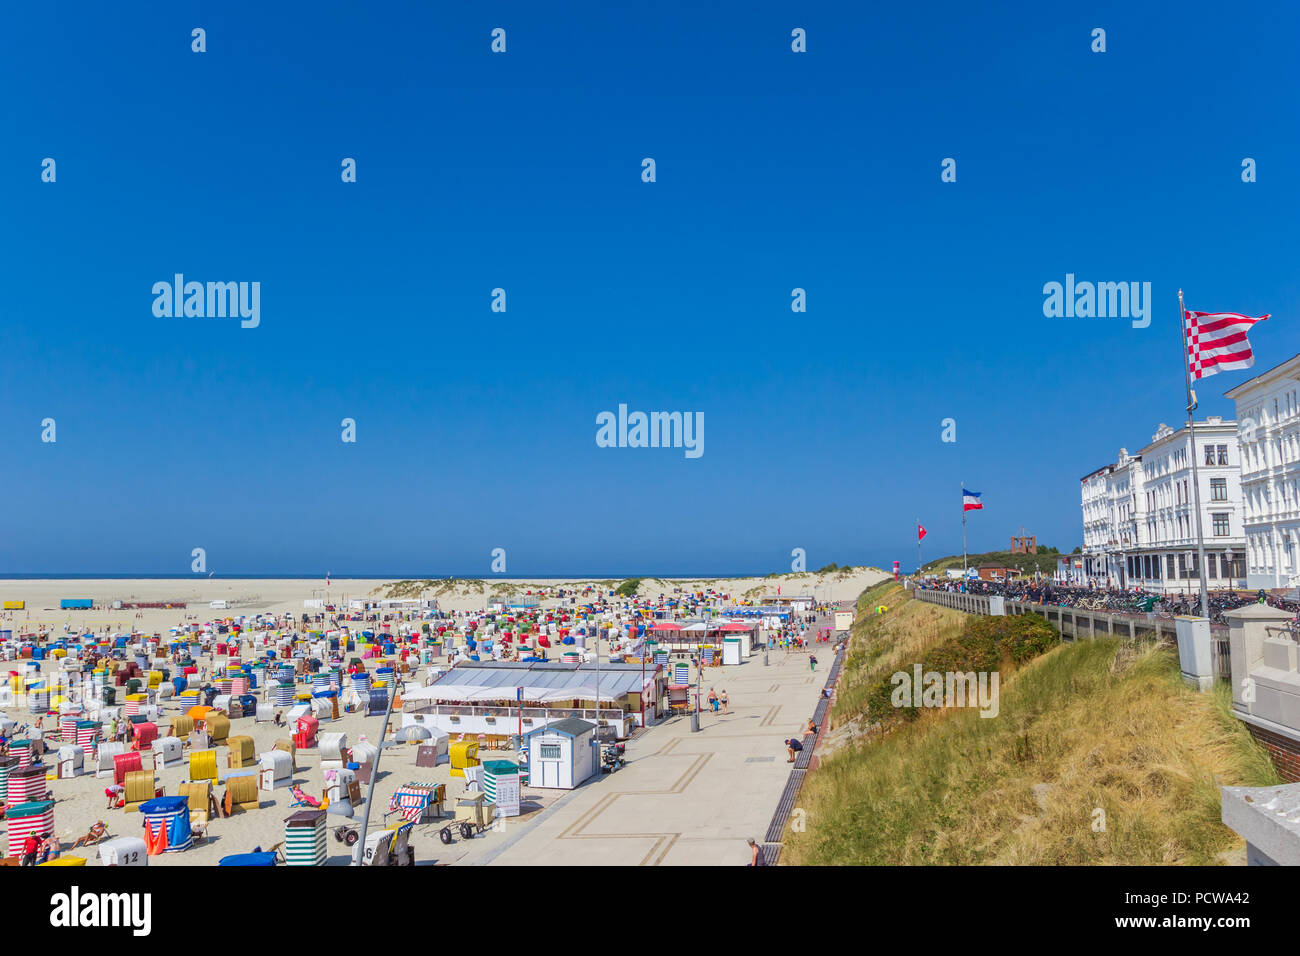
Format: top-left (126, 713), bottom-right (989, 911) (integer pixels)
top-left (689, 637), bottom-right (701, 733)
top-left (352, 668), bottom-right (399, 865)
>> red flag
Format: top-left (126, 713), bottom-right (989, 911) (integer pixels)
top-left (1184, 309), bottom-right (1270, 380)
top-left (917, 525), bottom-right (927, 542)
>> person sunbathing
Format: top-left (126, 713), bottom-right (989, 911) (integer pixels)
top-left (70, 821), bottom-right (108, 848)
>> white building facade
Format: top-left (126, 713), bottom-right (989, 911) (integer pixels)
top-left (1225, 355), bottom-right (1300, 591)
top-left (1079, 419), bottom-right (1246, 592)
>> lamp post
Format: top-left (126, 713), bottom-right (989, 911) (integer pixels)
top-left (351, 667), bottom-right (398, 865)
top-left (689, 636), bottom-right (701, 733)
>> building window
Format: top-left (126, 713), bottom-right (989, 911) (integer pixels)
top-left (1210, 477), bottom-right (1227, 501)
top-left (1207, 554), bottom-right (1217, 578)
top-left (1212, 513), bottom-right (1230, 537)
top-left (1205, 445), bottom-right (1215, 466)
top-left (1218, 444), bottom-right (1229, 466)
top-left (1167, 554), bottom-right (1176, 578)
top-left (538, 743), bottom-right (562, 760)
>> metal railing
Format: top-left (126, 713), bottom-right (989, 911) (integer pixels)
top-left (912, 589), bottom-right (1233, 680)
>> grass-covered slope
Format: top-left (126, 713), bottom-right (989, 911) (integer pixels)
top-left (787, 593), bottom-right (1281, 865)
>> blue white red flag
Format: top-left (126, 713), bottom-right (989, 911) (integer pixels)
top-left (962, 488), bottom-right (983, 512)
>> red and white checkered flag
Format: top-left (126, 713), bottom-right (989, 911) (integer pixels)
top-left (1184, 308), bottom-right (1270, 380)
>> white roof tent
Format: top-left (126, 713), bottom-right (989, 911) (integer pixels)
top-left (405, 660), bottom-right (653, 706)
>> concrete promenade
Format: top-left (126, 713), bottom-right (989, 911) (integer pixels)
top-left (469, 614), bottom-right (841, 866)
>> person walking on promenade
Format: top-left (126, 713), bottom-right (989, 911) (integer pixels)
top-left (809, 654), bottom-right (818, 673)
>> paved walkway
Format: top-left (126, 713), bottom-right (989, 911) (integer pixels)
top-left (473, 614), bottom-right (840, 866)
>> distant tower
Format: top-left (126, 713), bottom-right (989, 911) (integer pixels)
top-left (1010, 526), bottom-right (1037, 554)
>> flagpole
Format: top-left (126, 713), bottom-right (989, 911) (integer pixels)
top-left (917, 518), bottom-right (922, 576)
top-left (1179, 289), bottom-right (1211, 618)
top-left (961, 483), bottom-right (968, 575)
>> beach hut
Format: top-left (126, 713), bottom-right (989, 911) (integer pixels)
top-left (154, 736), bottom-right (182, 769)
top-left (387, 782), bottom-right (445, 823)
top-left (189, 748), bottom-right (218, 784)
top-left (365, 688), bottom-right (388, 716)
top-left (283, 809), bottom-right (327, 866)
top-left (123, 770), bottom-right (158, 811)
top-left (140, 796), bottom-right (193, 853)
top-left (6, 800), bottom-right (54, 858)
top-left (293, 715), bottom-right (318, 749)
top-left (324, 767), bottom-right (360, 817)
top-left (170, 715), bottom-right (194, 739)
top-left (319, 732), bottom-right (348, 771)
top-left (75, 720), bottom-right (99, 755)
top-left (270, 740), bottom-right (297, 774)
top-left (227, 735), bottom-right (256, 768)
top-left (0, 755), bottom-right (15, 801)
top-left (7, 764), bottom-right (48, 804)
top-left (205, 712), bottom-right (230, 745)
top-left (96, 741), bottom-right (126, 778)
top-left (178, 781), bottom-right (212, 827)
top-left (10, 739), bottom-right (36, 769)
top-left (270, 680), bottom-right (293, 707)
top-left (223, 771), bottom-right (260, 814)
top-left (351, 736), bottom-right (380, 766)
top-left (113, 752), bottom-right (143, 787)
top-left (98, 836), bottom-right (147, 867)
top-left (449, 739), bottom-right (480, 778)
top-left (124, 693), bottom-right (147, 717)
top-left (258, 750), bottom-right (292, 791)
top-left (482, 760), bottom-right (521, 817)
top-left (521, 718), bottom-right (597, 790)
top-left (57, 744), bottom-right (84, 779)
top-left (132, 721), bottom-right (158, 752)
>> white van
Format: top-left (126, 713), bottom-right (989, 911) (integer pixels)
top-left (210, 600), bottom-right (229, 610)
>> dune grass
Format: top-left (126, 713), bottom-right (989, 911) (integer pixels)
top-left (832, 584), bottom-right (968, 727)
top-left (786, 634), bottom-right (1281, 865)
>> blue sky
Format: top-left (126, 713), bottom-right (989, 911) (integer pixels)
top-left (2, 1), bottom-right (1297, 575)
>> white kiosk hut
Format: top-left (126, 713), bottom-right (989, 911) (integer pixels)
top-left (520, 718), bottom-right (597, 790)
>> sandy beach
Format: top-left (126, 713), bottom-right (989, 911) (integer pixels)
top-left (0, 568), bottom-right (885, 866)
